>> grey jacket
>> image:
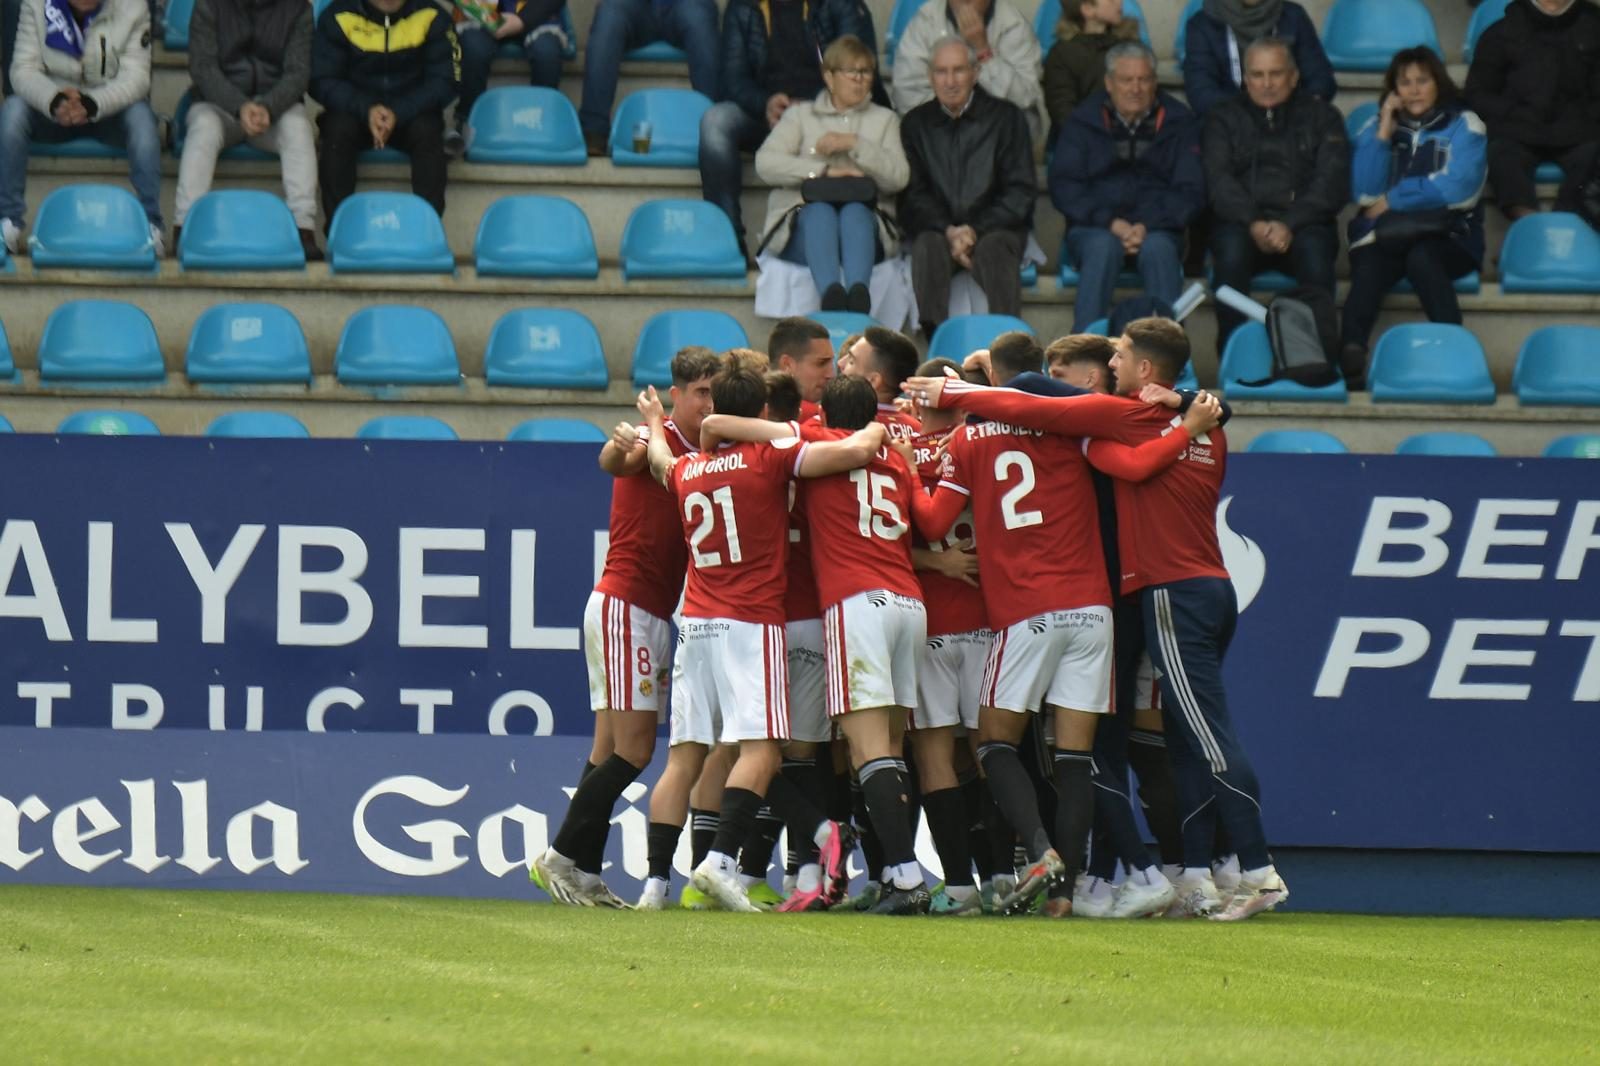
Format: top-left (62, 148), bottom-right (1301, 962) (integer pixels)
top-left (188, 0), bottom-right (311, 119)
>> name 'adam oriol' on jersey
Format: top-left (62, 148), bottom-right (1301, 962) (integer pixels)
top-left (593, 417), bottom-right (698, 621)
top-left (912, 431), bottom-right (988, 638)
top-left (667, 437), bottom-right (808, 627)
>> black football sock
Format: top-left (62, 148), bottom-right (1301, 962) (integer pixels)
top-left (647, 821), bottom-right (681, 882)
top-left (977, 742), bottom-right (1052, 861)
top-left (689, 807), bottom-right (719, 869)
top-left (1129, 730), bottom-right (1184, 866)
top-left (777, 758), bottom-right (826, 867)
top-left (551, 754), bottom-right (641, 872)
top-left (858, 757), bottom-right (918, 887)
top-left (851, 777), bottom-right (886, 881)
top-left (922, 786), bottom-right (973, 892)
top-left (575, 759), bottom-right (607, 873)
top-left (739, 806), bottom-right (785, 879)
top-left (1051, 749), bottom-right (1095, 885)
top-left (826, 763), bottom-right (853, 823)
top-left (709, 787), bottom-right (763, 869)
top-left (961, 773), bottom-right (997, 882)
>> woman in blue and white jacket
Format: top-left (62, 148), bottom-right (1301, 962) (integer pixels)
top-left (1339, 46), bottom-right (1488, 389)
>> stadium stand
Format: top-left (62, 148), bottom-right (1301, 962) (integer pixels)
top-left (178, 191), bottom-right (306, 271)
top-left (1512, 326), bottom-right (1600, 407)
top-left (608, 89), bottom-right (712, 167)
top-left (474, 196), bottom-right (601, 278)
top-left (1320, 0), bottom-right (1441, 72)
top-left (928, 315), bottom-right (1036, 360)
top-left (0, 322), bottom-right (14, 383)
top-left (1543, 435), bottom-right (1600, 459)
top-left (1396, 431), bottom-right (1498, 456)
top-left (809, 311), bottom-right (878, 354)
top-left (1034, 0), bottom-right (1152, 52)
top-left (1218, 322), bottom-right (1350, 402)
top-left (205, 412), bottom-right (313, 438)
top-left (1172, 0), bottom-right (1204, 63)
top-left (185, 303), bottom-right (313, 385)
top-left (0, 414), bottom-right (11, 431)
top-left (28, 185), bottom-right (159, 271)
top-left (334, 307), bottom-right (462, 387)
top-left (485, 309), bottom-right (610, 389)
top-left (327, 192), bottom-right (455, 274)
top-left (1498, 213), bottom-right (1600, 294)
top-left (356, 415), bottom-right (460, 440)
top-left (38, 302), bottom-right (164, 384)
top-left (1367, 323), bottom-right (1497, 404)
top-left (466, 87), bottom-right (588, 166)
top-left (1247, 429), bottom-right (1349, 453)
top-left (632, 310), bottom-right (749, 387)
top-left (508, 418), bottom-right (609, 442)
top-left (57, 411), bottom-right (162, 435)
top-left (882, 0), bottom-right (925, 69)
top-left (164, 0), bottom-right (196, 50)
top-left (620, 199), bottom-right (746, 280)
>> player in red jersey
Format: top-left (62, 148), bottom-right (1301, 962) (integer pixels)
top-left (769, 317), bottom-right (835, 423)
top-left (534, 346), bottom-right (720, 908)
top-left (841, 327), bottom-right (921, 442)
top-left (905, 318), bottom-right (1289, 921)
top-left (640, 363), bottom-right (886, 912)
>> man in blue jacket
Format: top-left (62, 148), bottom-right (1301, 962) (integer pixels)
top-left (1180, 0), bottom-right (1334, 118)
top-left (1050, 42), bottom-right (1204, 333)
top-left (311, 0), bottom-right (459, 227)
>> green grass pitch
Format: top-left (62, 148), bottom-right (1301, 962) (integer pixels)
top-left (1, 886), bottom-right (1596, 1064)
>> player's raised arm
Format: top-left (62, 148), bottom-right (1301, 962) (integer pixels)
top-left (906, 375), bottom-right (1132, 440)
top-left (1085, 393), bottom-right (1225, 482)
top-left (700, 413), bottom-right (795, 450)
top-left (636, 387), bottom-right (675, 488)
top-left (1139, 383), bottom-right (1236, 427)
top-left (598, 421), bottom-right (649, 477)
top-left (795, 421), bottom-right (887, 478)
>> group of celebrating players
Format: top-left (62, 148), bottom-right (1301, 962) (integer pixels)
top-left (530, 313), bottom-right (1290, 921)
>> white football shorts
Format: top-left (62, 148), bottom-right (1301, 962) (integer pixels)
top-left (981, 606), bottom-right (1113, 715)
top-left (669, 617), bottom-right (790, 746)
top-left (823, 590), bottom-right (926, 718)
top-left (583, 591), bottom-right (673, 714)
top-left (914, 628), bottom-right (993, 730)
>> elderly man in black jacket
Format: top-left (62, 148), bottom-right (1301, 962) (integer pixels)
top-left (899, 36), bottom-right (1035, 337)
top-left (1202, 36), bottom-right (1347, 351)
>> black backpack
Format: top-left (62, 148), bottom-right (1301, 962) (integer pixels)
top-left (1240, 286), bottom-right (1340, 388)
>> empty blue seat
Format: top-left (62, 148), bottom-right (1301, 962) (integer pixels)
top-left (809, 311), bottom-right (877, 354)
top-left (0, 414), bottom-right (12, 432)
top-left (1247, 429), bottom-right (1348, 454)
top-left (171, 91), bottom-right (275, 160)
top-left (632, 310), bottom-right (749, 388)
top-left (467, 87), bottom-right (585, 165)
top-left (1082, 318), bottom-right (1109, 335)
top-left (357, 415), bottom-right (459, 441)
top-left (29, 185), bottom-right (157, 270)
top-left (1321, 0), bottom-right (1440, 72)
top-left (58, 410), bottom-right (161, 435)
top-left (179, 191), bottom-right (305, 271)
top-left (1368, 323), bottom-right (1496, 404)
top-left (1218, 322), bottom-right (1349, 402)
top-left (475, 196), bottom-right (599, 278)
top-left (39, 301), bottom-right (164, 383)
top-left (1545, 434), bottom-right (1600, 459)
top-left (1499, 213), bottom-right (1600, 293)
top-left (485, 309), bottom-right (608, 388)
top-left (1035, 0), bottom-right (1151, 53)
top-left (1535, 162), bottom-right (1564, 184)
top-left (627, 40), bottom-right (687, 61)
top-left (928, 315), bottom-right (1035, 359)
top-left (883, 0), bottom-right (926, 65)
top-left (185, 303), bottom-right (312, 384)
top-left (621, 199), bottom-right (746, 280)
top-left (205, 412), bottom-right (311, 438)
top-left (164, 0), bottom-right (195, 48)
top-left (0, 320), bottom-right (15, 382)
top-left (335, 306), bottom-right (461, 386)
top-left (1463, 0), bottom-right (1509, 62)
top-left (508, 418), bottom-right (609, 442)
top-left (1512, 325), bottom-right (1600, 406)
top-left (1396, 432), bottom-right (1498, 457)
top-left (1172, 0), bottom-right (1204, 62)
top-left (327, 192), bottom-right (454, 274)
top-left (610, 89), bottom-right (712, 167)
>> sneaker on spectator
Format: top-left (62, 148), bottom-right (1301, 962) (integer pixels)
top-left (3, 218), bottom-right (24, 256)
top-left (299, 228), bottom-right (325, 263)
top-left (444, 117), bottom-right (466, 160)
top-left (149, 224), bottom-right (167, 259)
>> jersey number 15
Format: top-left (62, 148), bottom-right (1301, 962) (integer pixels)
top-left (850, 469), bottom-right (907, 541)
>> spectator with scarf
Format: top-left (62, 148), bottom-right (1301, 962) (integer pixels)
top-left (1180, 0), bottom-right (1333, 118)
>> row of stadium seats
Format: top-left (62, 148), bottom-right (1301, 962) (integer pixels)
top-left (1248, 431), bottom-right (1600, 458)
top-left (0, 411), bottom-right (606, 441)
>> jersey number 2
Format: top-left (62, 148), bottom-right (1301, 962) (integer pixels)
top-left (995, 451), bottom-right (1043, 530)
top-left (685, 486), bottom-right (742, 566)
top-left (849, 469), bottom-right (907, 541)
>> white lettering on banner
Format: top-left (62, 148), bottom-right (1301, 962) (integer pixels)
top-left (277, 526), bottom-right (375, 646)
top-left (476, 804), bottom-right (549, 877)
top-left (398, 528), bottom-right (488, 649)
top-left (87, 523), bottom-right (159, 642)
top-left (306, 686), bottom-right (365, 732)
top-left (52, 798), bottom-right (122, 872)
top-left (401, 689), bottom-right (453, 734)
top-left (1430, 620), bottom-right (1548, 700)
top-left (487, 691), bottom-right (554, 735)
top-left (1557, 502), bottom-right (1600, 581)
top-left (18, 682), bottom-right (70, 727)
top-left (0, 794), bottom-right (48, 869)
top-left (111, 683), bottom-right (164, 729)
top-left (166, 523), bottom-right (264, 643)
top-left (123, 778), bottom-right (169, 872)
top-left (1351, 496), bottom-right (1600, 581)
top-left (509, 530), bottom-right (579, 650)
top-left (1215, 497), bottom-right (1265, 612)
top-left (1351, 498), bottom-right (1453, 577)
top-left (1458, 500), bottom-right (1560, 579)
top-left (0, 520), bottom-right (72, 640)
top-left (1562, 621), bottom-right (1600, 701)
top-left (173, 780), bottom-right (221, 874)
top-left (1315, 617), bottom-right (1431, 697)
top-left (594, 531), bottom-right (609, 586)
top-left (225, 802), bottom-right (308, 874)
top-left (352, 775), bottom-right (472, 876)
top-left (209, 685), bottom-right (264, 731)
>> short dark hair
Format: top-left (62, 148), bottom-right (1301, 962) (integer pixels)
top-left (711, 364), bottom-right (769, 418)
top-left (916, 357), bottom-right (963, 379)
top-left (989, 331), bottom-right (1044, 382)
top-left (820, 375), bottom-right (878, 431)
top-left (767, 317), bottom-right (831, 363)
top-left (1123, 317), bottom-right (1191, 383)
top-left (1381, 46), bottom-right (1458, 109)
top-left (764, 370), bottom-right (802, 422)
top-left (670, 345), bottom-right (721, 386)
top-left (1045, 334), bottom-right (1115, 370)
top-left (860, 326), bottom-right (919, 394)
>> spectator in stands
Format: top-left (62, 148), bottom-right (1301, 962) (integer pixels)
top-left (0, 0), bottom-right (163, 255)
top-left (1465, 0), bottom-right (1600, 223)
top-left (1181, 0), bottom-right (1334, 118)
top-left (702, 0), bottom-right (870, 257)
top-left (3, 0), bottom-right (20, 94)
top-left (311, 0), bottom-right (457, 228)
top-left (899, 36), bottom-right (1034, 337)
top-left (1051, 41), bottom-right (1203, 333)
top-left (1043, 0), bottom-right (1138, 148)
top-left (578, 0), bottom-right (718, 157)
top-left (1340, 46), bottom-right (1487, 390)
top-left (446, 2), bottom-right (569, 158)
top-left (176, 0), bottom-right (320, 260)
top-left (754, 35), bottom-right (907, 313)
top-left (1203, 37), bottom-right (1347, 352)
top-left (891, 0), bottom-right (1042, 139)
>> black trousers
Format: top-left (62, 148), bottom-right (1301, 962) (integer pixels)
top-left (1210, 221), bottom-right (1339, 353)
top-left (1339, 236), bottom-right (1477, 359)
top-left (911, 228), bottom-right (1023, 332)
top-left (317, 108), bottom-right (447, 233)
top-left (1486, 137), bottom-right (1600, 215)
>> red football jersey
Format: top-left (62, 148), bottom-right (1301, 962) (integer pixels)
top-left (785, 420), bottom-right (823, 621)
top-left (798, 399), bottom-right (823, 422)
top-left (800, 428), bottom-right (925, 611)
top-left (593, 417), bottom-right (697, 621)
top-left (939, 384), bottom-right (1230, 595)
top-left (877, 403), bottom-right (921, 443)
top-left (669, 437), bottom-right (807, 625)
top-left (937, 416), bottom-right (1111, 631)
top-left (912, 431), bottom-right (988, 637)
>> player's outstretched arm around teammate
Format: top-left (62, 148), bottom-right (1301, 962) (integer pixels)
top-left (1083, 392), bottom-right (1225, 482)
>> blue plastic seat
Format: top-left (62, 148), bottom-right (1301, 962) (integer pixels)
top-left (1396, 432), bottom-right (1497, 457)
top-left (179, 190), bottom-right (305, 271)
top-left (1512, 325), bottom-right (1600, 406)
top-left (0, 320), bottom-right (15, 382)
top-left (327, 192), bottom-right (454, 274)
top-left (0, 415), bottom-right (12, 431)
top-left (1082, 318), bottom-right (1109, 335)
top-left (356, 415), bottom-right (459, 441)
top-left (1057, 237), bottom-right (1142, 289)
top-left (1173, 0), bottom-right (1204, 63)
top-left (1321, 0), bottom-right (1440, 72)
top-left (485, 309), bottom-right (608, 389)
top-left (29, 185), bottom-right (157, 270)
top-left (30, 136), bottom-right (123, 159)
top-left (627, 39), bottom-right (687, 61)
top-left (185, 303), bottom-right (312, 384)
top-left (1368, 323), bottom-right (1496, 404)
top-left (632, 310), bottom-right (749, 388)
top-left (164, 0), bottom-right (194, 48)
top-left (609, 89), bottom-right (712, 167)
top-left (1218, 322), bottom-right (1349, 402)
top-left (1392, 271), bottom-right (1480, 295)
top-left (1535, 162), bottom-right (1564, 184)
top-left (1499, 213), bottom-right (1600, 293)
top-left (1206, 256), bottom-right (1296, 293)
top-left (1247, 429), bottom-right (1348, 454)
top-left (1175, 360), bottom-right (1199, 391)
top-left (205, 412), bottom-right (311, 438)
top-left (58, 410), bottom-right (161, 435)
top-left (1544, 434), bottom-right (1600, 459)
top-left (508, 418), bottom-right (609, 442)
top-left (883, 0), bottom-right (927, 65)
top-left (621, 199), bottom-right (746, 280)
top-left (1463, 0), bottom-right (1510, 62)
top-left (1345, 101), bottom-right (1378, 140)
top-left (928, 315), bottom-right (1035, 360)
top-left (466, 87), bottom-right (585, 165)
top-left (39, 301), bottom-right (164, 383)
top-left (335, 306), bottom-right (461, 386)
top-left (809, 311), bottom-right (877, 354)
top-left (171, 90), bottom-right (275, 160)
top-left (474, 196), bottom-right (598, 278)
top-left (1035, 0), bottom-right (1151, 53)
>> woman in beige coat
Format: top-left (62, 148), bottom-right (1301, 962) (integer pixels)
top-left (754, 35), bottom-right (909, 313)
